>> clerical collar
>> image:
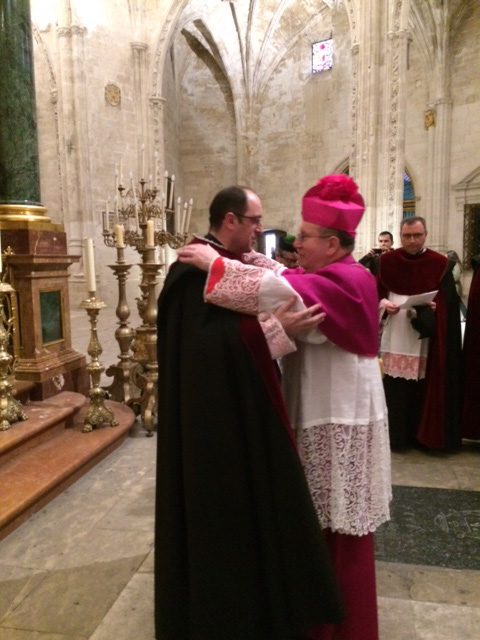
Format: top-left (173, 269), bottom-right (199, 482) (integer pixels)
top-left (202, 232), bottom-right (224, 248)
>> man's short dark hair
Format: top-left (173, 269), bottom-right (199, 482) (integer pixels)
top-left (379, 231), bottom-right (393, 242)
top-left (321, 227), bottom-right (355, 251)
top-left (400, 216), bottom-right (427, 232)
top-left (209, 186), bottom-right (249, 229)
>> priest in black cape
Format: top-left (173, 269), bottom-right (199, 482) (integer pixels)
top-left (155, 185), bottom-right (344, 640)
top-left (378, 216), bottom-right (462, 450)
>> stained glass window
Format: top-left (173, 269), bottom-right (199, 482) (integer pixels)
top-left (402, 171), bottom-right (416, 218)
top-left (312, 38), bottom-right (333, 74)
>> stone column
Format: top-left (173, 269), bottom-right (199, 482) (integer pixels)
top-left (429, 97), bottom-right (453, 252)
top-left (131, 41), bottom-right (149, 178)
top-left (150, 95), bottom-right (166, 184)
top-left (0, 0), bottom-right (41, 204)
top-left (349, 0), bottom-right (383, 256)
top-left (378, 28), bottom-right (410, 235)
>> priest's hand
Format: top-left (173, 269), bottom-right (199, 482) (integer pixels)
top-left (274, 297), bottom-right (325, 337)
top-left (177, 244), bottom-right (220, 271)
top-left (384, 301), bottom-right (400, 315)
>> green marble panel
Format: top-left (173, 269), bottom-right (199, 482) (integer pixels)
top-left (40, 290), bottom-right (64, 344)
top-left (375, 485), bottom-right (480, 570)
top-left (0, 0), bottom-right (41, 204)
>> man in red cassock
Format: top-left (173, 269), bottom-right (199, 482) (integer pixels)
top-left (378, 216), bottom-right (463, 450)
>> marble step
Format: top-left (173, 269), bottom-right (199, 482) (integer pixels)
top-left (0, 394), bottom-right (135, 541)
top-left (11, 379), bottom-right (36, 405)
top-left (0, 391), bottom-right (86, 466)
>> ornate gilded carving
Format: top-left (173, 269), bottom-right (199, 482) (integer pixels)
top-left (0, 283), bottom-right (28, 432)
top-left (424, 109), bottom-right (436, 130)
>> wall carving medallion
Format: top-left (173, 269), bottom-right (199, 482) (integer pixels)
top-left (105, 83), bottom-right (121, 107)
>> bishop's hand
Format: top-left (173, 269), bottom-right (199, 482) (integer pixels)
top-left (177, 244), bottom-right (220, 271)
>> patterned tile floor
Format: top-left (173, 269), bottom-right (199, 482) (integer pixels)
top-left (0, 306), bottom-right (478, 639)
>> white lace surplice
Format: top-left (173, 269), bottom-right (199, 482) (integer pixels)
top-left (205, 255), bottom-right (391, 536)
top-left (380, 292), bottom-right (429, 380)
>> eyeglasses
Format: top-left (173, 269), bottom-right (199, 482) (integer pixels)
top-left (401, 233), bottom-right (425, 240)
top-left (295, 232), bottom-right (333, 243)
top-left (235, 214), bottom-right (263, 226)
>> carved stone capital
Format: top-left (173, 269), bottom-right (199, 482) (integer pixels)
top-left (131, 41), bottom-right (148, 52)
top-left (149, 95), bottom-right (166, 109)
top-left (57, 26), bottom-right (72, 38)
top-left (71, 25), bottom-right (86, 37)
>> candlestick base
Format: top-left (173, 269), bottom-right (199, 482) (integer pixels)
top-left (81, 295), bottom-right (119, 433)
top-left (0, 283), bottom-right (28, 431)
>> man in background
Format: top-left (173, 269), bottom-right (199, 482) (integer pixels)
top-left (275, 233), bottom-right (298, 268)
top-left (359, 230), bottom-right (394, 275)
top-left (378, 216), bottom-right (462, 450)
top-left (155, 185), bottom-right (343, 640)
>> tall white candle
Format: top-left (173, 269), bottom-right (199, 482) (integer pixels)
top-left (114, 168), bottom-right (119, 225)
top-left (134, 200), bottom-right (140, 231)
top-left (175, 196), bottom-right (181, 233)
top-left (184, 198), bottom-right (193, 234)
top-left (169, 174), bottom-right (175, 209)
top-left (141, 143), bottom-right (145, 179)
top-left (146, 219), bottom-right (155, 246)
top-left (161, 192), bottom-right (166, 230)
top-left (164, 170), bottom-right (168, 199)
top-left (115, 224), bottom-right (124, 248)
top-left (181, 201), bottom-right (188, 234)
top-left (119, 158), bottom-right (124, 186)
top-left (103, 196), bottom-right (110, 233)
top-left (83, 237), bottom-right (96, 293)
top-left (154, 151), bottom-right (159, 189)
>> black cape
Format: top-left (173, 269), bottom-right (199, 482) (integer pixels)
top-left (155, 253), bottom-right (343, 640)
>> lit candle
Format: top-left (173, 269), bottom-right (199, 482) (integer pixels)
top-left (141, 143), bottom-right (145, 179)
top-left (83, 237), bottom-right (96, 293)
top-left (115, 224), bottom-right (124, 248)
top-left (119, 158), bottom-right (124, 186)
top-left (169, 174), bottom-right (175, 209)
top-left (154, 151), bottom-right (159, 188)
top-left (146, 219), bottom-right (155, 246)
top-left (184, 198), bottom-right (193, 234)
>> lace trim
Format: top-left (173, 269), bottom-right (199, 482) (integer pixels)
top-left (205, 258), bottom-right (263, 315)
top-left (259, 312), bottom-right (296, 359)
top-left (242, 251), bottom-right (286, 275)
top-left (297, 421), bottom-right (392, 536)
top-left (382, 352), bottom-right (427, 380)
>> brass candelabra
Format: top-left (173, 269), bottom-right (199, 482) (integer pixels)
top-left (101, 171), bottom-right (192, 435)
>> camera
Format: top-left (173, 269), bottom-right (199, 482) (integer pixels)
top-left (373, 248), bottom-right (383, 255)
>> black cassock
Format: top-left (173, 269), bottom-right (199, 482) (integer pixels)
top-left (155, 244), bottom-right (343, 640)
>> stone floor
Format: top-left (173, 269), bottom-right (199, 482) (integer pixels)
top-left (0, 306), bottom-right (478, 639)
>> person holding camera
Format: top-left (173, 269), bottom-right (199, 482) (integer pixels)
top-left (359, 231), bottom-right (394, 275)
